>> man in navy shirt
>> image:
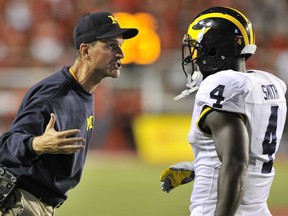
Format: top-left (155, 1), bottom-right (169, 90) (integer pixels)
top-left (0, 12), bottom-right (138, 215)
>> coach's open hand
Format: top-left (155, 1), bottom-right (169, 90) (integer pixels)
top-left (32, 113), bottom-right (85, 155)
top-left (160, 161), bottom-right (195, 193)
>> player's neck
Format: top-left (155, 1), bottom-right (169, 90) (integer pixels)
top-left (234, 58), bottom-right (246, 72)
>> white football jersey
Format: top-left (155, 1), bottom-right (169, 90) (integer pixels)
top-left (188, 70), bottom-right (287, 216)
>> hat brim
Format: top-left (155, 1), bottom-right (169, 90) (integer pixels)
top-left (96, 28), bottom-right (139, 40)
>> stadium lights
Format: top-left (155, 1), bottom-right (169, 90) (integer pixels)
top-left (114, 12), bottom-right (161, 65)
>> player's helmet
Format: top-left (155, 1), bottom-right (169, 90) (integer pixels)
top-left (182, 6), bottom-right (257, 79)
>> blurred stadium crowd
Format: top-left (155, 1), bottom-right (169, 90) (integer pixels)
top-left (0, 0), bottom-right (287, 152)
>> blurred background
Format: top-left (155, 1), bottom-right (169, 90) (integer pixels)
top-left (0, 0), bottom-right (287, 215)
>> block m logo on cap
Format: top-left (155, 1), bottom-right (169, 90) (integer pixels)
top-left (108, 15), bottom-right (118, 24)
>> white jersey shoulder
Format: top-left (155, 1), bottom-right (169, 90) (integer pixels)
top-left (196, 69), bottom-right (286, 114)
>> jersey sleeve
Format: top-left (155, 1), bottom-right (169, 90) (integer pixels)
top-left (196, 71), bottom-right (251, 114)
top-left (195, 71), bottom-right (250, 131)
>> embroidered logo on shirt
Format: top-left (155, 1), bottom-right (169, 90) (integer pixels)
top-left (87, 116), bottom-right (93, 130)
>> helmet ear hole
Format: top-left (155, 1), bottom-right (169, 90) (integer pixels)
top-left (208, 47), bottom-right (216, 56)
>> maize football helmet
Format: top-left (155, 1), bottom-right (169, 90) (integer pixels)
top-left (182, 6), bottom-right (257, 80)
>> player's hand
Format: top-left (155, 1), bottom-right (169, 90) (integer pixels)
top-left (160, 161), bottom-right (195, 193)
top-left (32, 113), bottom-right (86, 155)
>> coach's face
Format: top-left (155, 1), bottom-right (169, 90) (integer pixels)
top-left (89, 35), bottom-right (124, 79)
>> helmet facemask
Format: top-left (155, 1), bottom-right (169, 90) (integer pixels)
top-left (173, 34), bottom-right (204, 101)
top-left (182, 34), bottom-right (205, 85)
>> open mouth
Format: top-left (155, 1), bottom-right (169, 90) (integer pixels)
top-left (116, 61), bottom-right (122, 69)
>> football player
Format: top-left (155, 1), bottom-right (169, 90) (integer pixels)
top-left (160, 6), bottom-right (287, 216)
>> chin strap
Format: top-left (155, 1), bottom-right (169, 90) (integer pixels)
top-left (173, 70), bottom-right (203, 101)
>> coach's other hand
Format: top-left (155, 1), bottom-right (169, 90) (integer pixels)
top-left (32, 113), bottom-right (86, 155)
top-left (160, 161), bottom-right (195, 193)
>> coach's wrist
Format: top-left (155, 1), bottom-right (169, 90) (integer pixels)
top-left (32, 136), bottom-right (44, 156)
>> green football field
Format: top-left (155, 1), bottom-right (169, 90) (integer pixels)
top-left (55, 152), bottom-right (288, 216)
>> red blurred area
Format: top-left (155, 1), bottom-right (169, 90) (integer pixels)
top-left (0, 0), bottom-right (287, 152)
